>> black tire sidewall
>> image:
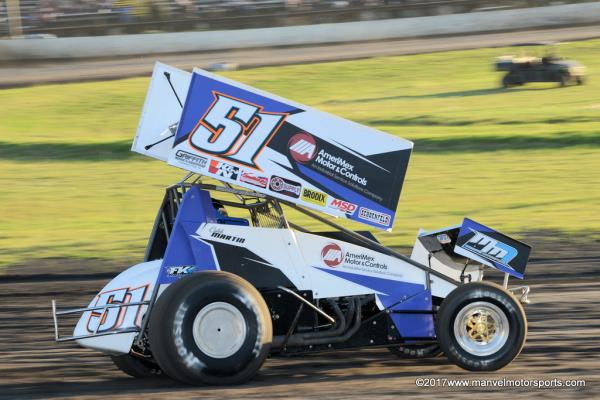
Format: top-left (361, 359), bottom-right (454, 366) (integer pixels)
top-left (149, 272), bottom-right (272, 385)
top-left (110, 354), bottom-right (159, 378)
top-left (388, 343), bottom-right (442, 359)
top-left (177, 281), bottom-right (262, 375)
top-left (436, 282), bottom-right (527, 371)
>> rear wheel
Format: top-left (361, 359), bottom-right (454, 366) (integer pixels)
top-left (149, 271), bottom-right (272, 385)
top-left (388, 343), bottom-right (442, 359)
top-left (436, 282), bottom-right (527, 371)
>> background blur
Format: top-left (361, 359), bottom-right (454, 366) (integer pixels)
top-left (1, 1), bottom-right (600, 398)
top-left (1, 0), bottom-right (597, 37)
top-left (1, 0), bottom-right (599, 272)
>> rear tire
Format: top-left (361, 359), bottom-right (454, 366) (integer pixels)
top-left (436, 282), bottom-right (527, 371)
top-left (149, 271), bottom-right (272, 385)
top-left (110, 354), bottom-right (160, 378)
top-left (388, 343), bottom-right (442, 359)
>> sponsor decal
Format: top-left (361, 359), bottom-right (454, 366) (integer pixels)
top-left (86, 285), bottom-right (149, 333)
top-left (239, 171), bottom-right (268, 189)
top-left (167, 265), bottom-right (196, 277)
top-left (269, 175), bottom-right (301, 198)
top-left (288, 132), bottom-right (367, 188)
top-left (189, 92), bottom-right (288, 170)
top-left (320, 243), bottom-right (389, 271)
top-left (329, 198), bottom-right (357, 214)
top-left (344, 252), bottom-right (388, 270)
top-left (289, 132), bottom-right (317, 163)
top-left (358, 207), bottom-right (391, 226)
top-left (208, 159), bottom-right (240, 180)
top-left (314, 149), bottom-right (367, 187)
top-left (301, 187), bottom-right (327, 206)
top-left (174, 150), bottom-right (208, 169)
top-left (209, 227), bottom-right (246, 244)
top-left (321, 243), bottom-right (344, 267)
top-left (436, 233), bottom-right (452, 244)
top-left (462, 229), bottom-right (517, 269)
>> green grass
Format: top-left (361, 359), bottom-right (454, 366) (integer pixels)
top-left (1, 40), bottom-right (600, 269)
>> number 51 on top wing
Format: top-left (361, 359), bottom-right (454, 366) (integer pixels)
top-left (152, 66), bottom-right (414, 231)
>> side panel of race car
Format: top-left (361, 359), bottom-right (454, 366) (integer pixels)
top-left (73, 260), bottom-right (161, 354)
top-left (74, 186), bottom-right (457, 353)
top-left (151, 186), bottom-right (454, 338)
top-left (195, 224), bottom-right (454, 338)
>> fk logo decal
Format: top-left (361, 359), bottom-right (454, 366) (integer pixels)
top-left (188, 92), bottom-right (288, 170)
top-left (464, 229), bottom-right (518, 267)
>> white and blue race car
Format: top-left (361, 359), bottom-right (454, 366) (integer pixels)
top-left (52, 63), bottom-right (531, 385)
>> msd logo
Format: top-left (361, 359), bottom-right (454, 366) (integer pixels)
top-left (321, 243), bottom-right (344, 267)
top-left (464, 229), bottom-right (518, 267)
top-left (288, 132), bottom-right (317, 163)
top-left (329, 198), bottom-right (357, 214)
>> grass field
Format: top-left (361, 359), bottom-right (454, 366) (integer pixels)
top-left (1, 40), bottom-right (599, 270)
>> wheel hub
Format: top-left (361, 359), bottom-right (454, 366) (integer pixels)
top-left (467, 313), bottom-right (497, 341)
top-left (192, 302), bottom-right (247, 359)
top-left (453, 301), bottom-right (509, 356)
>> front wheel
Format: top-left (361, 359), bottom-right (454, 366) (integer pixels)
top-left (110, 354), bottom-right (161, 378)
top-left (436, 282), bottom-right (527, 371)
top-left (149, 271), bottom-right (273, 385)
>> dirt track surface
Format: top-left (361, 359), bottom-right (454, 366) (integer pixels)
top-left (1, 251), bottom-right (599, 399)
top-left (3, 25), bottom-right (600, 88)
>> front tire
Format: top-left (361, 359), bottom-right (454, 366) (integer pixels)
top-left (110, 354), bottom-right (161, 378)
top-left (149, 271), bottom-right (272, 385)
top-left (436, 282), bottom-right (527, 371)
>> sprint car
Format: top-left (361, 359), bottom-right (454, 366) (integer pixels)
top-left (496, 43), bottom-right (586, 87)
top-left (52, 63), bottom-right (532, 385)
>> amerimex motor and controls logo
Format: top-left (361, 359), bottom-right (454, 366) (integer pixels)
top-left (320, 243), bottom-right (389, 271)
top-left (288, 132), bottom-right (317, 163)
top-left (321, 243), bottom-right (344, 267)
top-left (289, 132), bottom-right (368, 188)
top-left (462, 229), bottom-right (518, 269)
top-left (269, 175), bottom-right (301, 198)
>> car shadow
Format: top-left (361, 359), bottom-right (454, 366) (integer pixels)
top-left (0, 350), bottom-right (451, 399)
top-left (323, 85), bottom-right (564, 105)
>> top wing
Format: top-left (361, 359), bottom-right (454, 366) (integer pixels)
top-left (132, 62), bottom-right (192, 161)
top-left (137, 64), bottom-right (413, 231)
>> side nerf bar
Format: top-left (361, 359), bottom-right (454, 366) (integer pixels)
top-left (51, 299), bottom-right (150, 342)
